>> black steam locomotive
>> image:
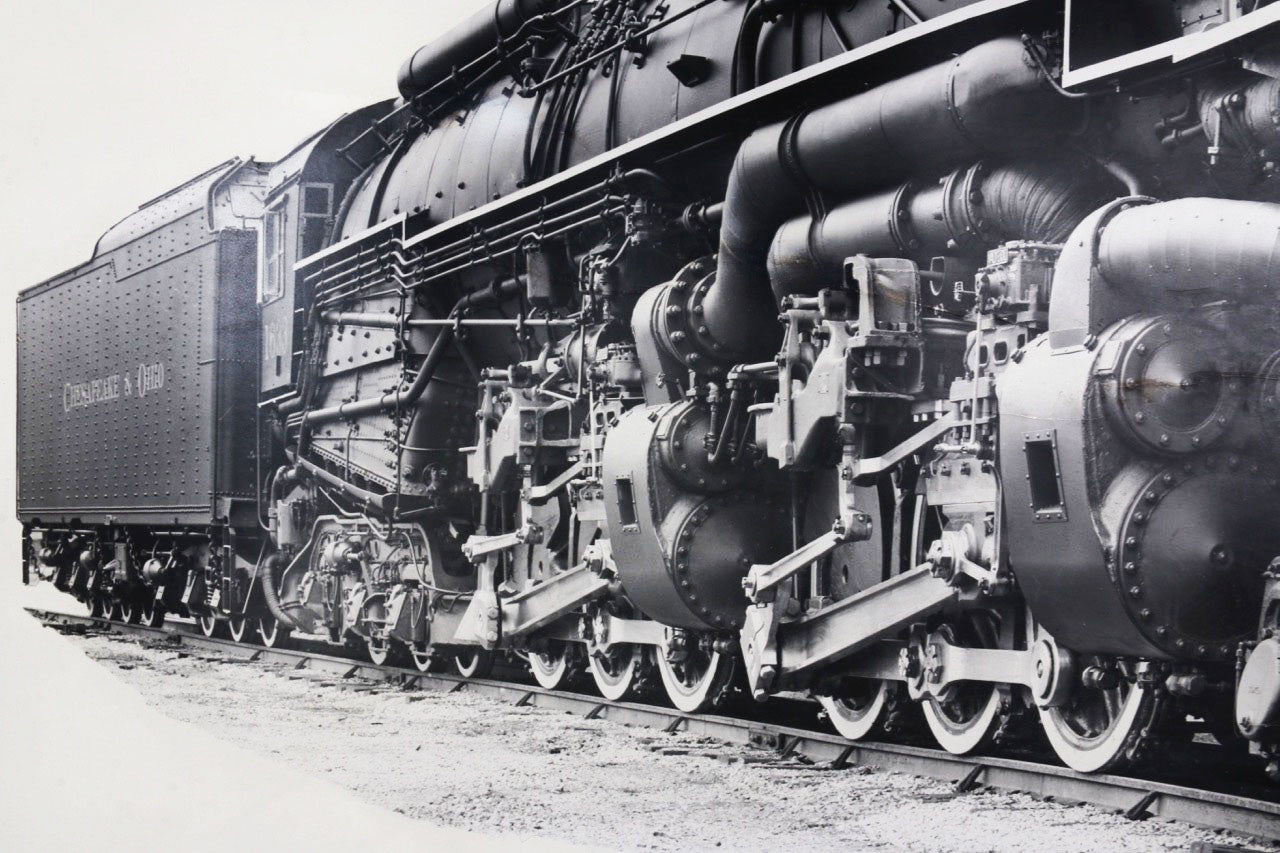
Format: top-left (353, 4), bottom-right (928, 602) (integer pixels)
top-left (18, 0), bottom-right (1280, 777)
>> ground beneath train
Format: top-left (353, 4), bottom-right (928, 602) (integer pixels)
top-left (52, 622), bottom-right (1270, 852)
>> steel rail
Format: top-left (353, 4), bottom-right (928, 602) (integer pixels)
top-left (26, 606), bottom-right (1280, 842)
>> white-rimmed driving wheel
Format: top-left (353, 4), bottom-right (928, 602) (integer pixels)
top-left (257, 616), bottom-right (289, 648)
top-left (1039, 657), bottom-right (1159, 773)
top-left (656, 646), bottom-right (733, 713)
top-left (818, 679), bottom-right (891, 741)
top-left (587, 643), bottom-right (644, 701)
top-left (529, 641), bottom-right (575, 690)
top-left (196, 613), bottom-right (222, 638)
top-left (409, 644), bottom-right (437, 673)
top-left (228, 615), bottom-right (254, 643)
top-left (919, 619), bottom-right (1005, 755)
top-left (139, 599), bottom-right (165, 628)
top-left (454, 648), bottom-right (495, 679)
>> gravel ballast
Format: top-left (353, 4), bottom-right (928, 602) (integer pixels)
top-left (59, 625), bottom-right (1278, 852)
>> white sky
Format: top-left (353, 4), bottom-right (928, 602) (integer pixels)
top-left (0, 0), bottom-right (490, 571)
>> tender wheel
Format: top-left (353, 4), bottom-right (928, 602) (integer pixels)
top-left (118, 599), bottom-right (143, 625)
top-left (409, 644), bottom-right (437, 673)
top-left (1039, 657), bottom-right (1160, 773)
top-left (366, 635), bottom-right (395, 666)
top-left (139, 599), bottom-right (165, 628)
top-left (454, 648), bottom-right (495, 679)
top-left (529, 642), bottom-right (575, 690)
top-left (117, 599), bottom-right (133, 624)
top-left (655, 645), bottom-right (734, 713)
top-left (227, 615), bottom-right (255, 643)
top-left (587, 643), bottom-right (644, 701)
top-left (257, 616), bottom-right (289, 649)
top-left (196, 614), bottom-right (222, 638)
top-left (818, 679), bottom-right (891, 741)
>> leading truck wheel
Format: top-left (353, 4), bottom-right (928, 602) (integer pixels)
top-left (1039, 657), bottom-right (1160, 773)
top-left (655, 647), bottom-right (734, 713)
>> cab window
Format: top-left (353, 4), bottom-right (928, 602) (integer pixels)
top-left (260, 203), bottom-right (287, 304)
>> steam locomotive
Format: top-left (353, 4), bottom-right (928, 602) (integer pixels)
top-left (19, 0), bottom-right (1280, 778)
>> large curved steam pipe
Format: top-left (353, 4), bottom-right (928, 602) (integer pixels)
top-left (767, 159), bottom-right (1118, 299)
top-left (706, 36), bottom-right (1079, 357)
top-left (1099, 198), bottom-right (1280, 297)
top-left (258, 552), bottom-right (301, 631)
top-left (1049, 197), bottom-right (1280, 345)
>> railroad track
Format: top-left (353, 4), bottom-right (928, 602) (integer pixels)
top-left (27, 606), bottom-right (1280, 843)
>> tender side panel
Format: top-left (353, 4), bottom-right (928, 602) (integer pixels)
top-left (17, 210), bottom-right (225, 524)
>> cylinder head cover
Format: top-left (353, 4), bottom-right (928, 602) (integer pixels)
top-left (1098, 315), bottom-right (1242, 454)
top-left (1110, 461), bottom-right (1280, 661)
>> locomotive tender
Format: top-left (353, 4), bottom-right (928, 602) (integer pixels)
top-left (19, 0), bottom-right (1280, 776)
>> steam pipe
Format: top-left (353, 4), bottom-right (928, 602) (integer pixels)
top-left (397, 0), bottom-right (570, 99)
top-left (299, 278), bottom-right (521, 428)
top-left (732, 0), bottom-right (803, 95)
top-left (1196, 72), bottom-right (1280, 158)
top-left (295, 455), bottom-right (389, 513)
top-left (300, 323), bottom-right (455, 426)
top-left (707, 36), bottom-right (1079, 358)
top-left (1098, 198), bottom-right (1280, 298)
top-left (766, 159), bottom-right (1118, 299)
top-left (258, 552), bottom-right (301, 631)
top-left (1049, 197), bottom-right (1280, 346)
